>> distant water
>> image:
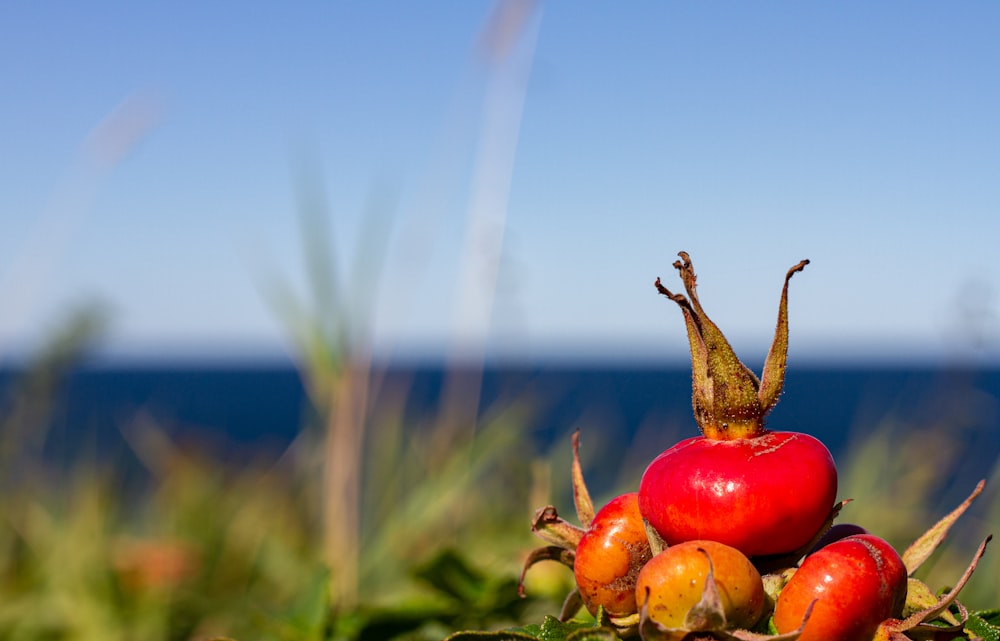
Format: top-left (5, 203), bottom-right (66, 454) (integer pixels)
top-left (3, 362), bottom-right (998, 494)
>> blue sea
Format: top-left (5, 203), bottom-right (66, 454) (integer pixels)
top-left (4, 361), bottom-right (998, 498)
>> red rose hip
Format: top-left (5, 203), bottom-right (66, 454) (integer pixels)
top-left (773, 533), bottom-right (908, 641)
top-left (574, 492), bottom-right (652, 617)
top-left (639, 431), bottom-right (836, 556)
top-left (639, 253), bottom-right (837, 557)
top-left (635, 540), bottom-right (765, 630)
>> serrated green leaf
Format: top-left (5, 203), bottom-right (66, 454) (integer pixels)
top-left (533, 616), bottom-right (604, 641)
top-left (966, 612), bottom-right (1000, 641)
top-left (975, 609), bottom-right (1000, 626)
top-left (504, 616), bottom-right (618, 641)
top-left (564, 629), bottom-right (621, 641)
top-left (444, 631), bottom-right (540, 641)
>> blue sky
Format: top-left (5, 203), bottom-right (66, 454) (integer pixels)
top-left (2, 2), bottom-right (998, 364)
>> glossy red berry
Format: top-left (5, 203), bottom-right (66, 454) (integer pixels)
top-left (639, 431), bottom-right (837, 557)
top-left (773, 533), bottom-right (907, 641)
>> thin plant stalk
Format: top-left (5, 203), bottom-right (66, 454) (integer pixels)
top-left (435, 0), bottom-right (541, 518)
top-left (322, 355), bottom-right (371, 611)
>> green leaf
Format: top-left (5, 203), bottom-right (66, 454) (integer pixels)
top-left (564, 629), bottom-right (621, 641)
top-left (446, 616), bottom-right (620, 641)
top-left (414, 549), bottom-right (490, 604)
top-left (284, 567), bottom-right (331, 641)
top-left (966, 611), bottom-right (1000, 641)
top-left (521, 616), bottom-right (608, 641)
top-left (444, 631), bottom-right (540, 641)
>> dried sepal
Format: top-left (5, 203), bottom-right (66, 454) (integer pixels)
top-left (638, 550), bottom-right (812, 641)
top-left (655, 275), bottom-right (715, 436)
top-left (655, 253), bottom-right (761, 439)
top-left (559, 589), bottom-right (584, 622)
top-left (643, 518), bottom-right (668, 558)
top-left (875, 535), bottom-right (992, 641)
top-left (637, 592), bottom-right (694, 641)
top-left (521, 433), bottom-right (598, 603)
top-left (902, 479), bottom-right (985, 575)
top-left (721, 608), bottom-right (816, 641)
top-left (571, 430), bottom-right (595, 529)
top-left (640, 602), bottom-right (815, 641)
top-left (530, 505), bottom-right (585, 549)
top-left (758, 260), bottom-right (810, 414)
top-left (874, 614), bottom-right (967, 641)
top-left (683, 550), bottom-right (728, 632)
top-left (520, 506), bottom-right (584, 603)
top-left (902, 578), bottom-right (944, 617)
top-left (902, 578), bottom-right (960, 627)
top-left (518, 546), bottom-right (576, 598)
top-left (654, 253), bottom-right (809, 440)
top-left (761, 568), bottom-right (796, 617)
top-left (606, 612), bottom-right (640, 639)
top-left (902, 534), bottom-right (989, 624)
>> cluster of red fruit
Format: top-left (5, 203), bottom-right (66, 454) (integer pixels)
top-left (521, 253), bottom-right (990, 641)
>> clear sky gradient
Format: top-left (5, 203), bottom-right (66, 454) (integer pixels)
top-left (2, 2), bottom-right (998, 365)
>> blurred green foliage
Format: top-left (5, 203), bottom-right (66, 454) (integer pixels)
top-left (0, 305), bottom-right (997, 641)
top-left (0, 305), bottom-right (569, 641)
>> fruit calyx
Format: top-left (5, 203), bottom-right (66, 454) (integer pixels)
top-left (655, 252), bottom-right (809, 440)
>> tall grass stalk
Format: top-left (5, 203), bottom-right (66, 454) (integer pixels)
top-left (261, 168), bottom-right (385, 610)
top-left (321, 358), bottom-right (369, 611)
top-left (263, 1), bottom-right (542, 614)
